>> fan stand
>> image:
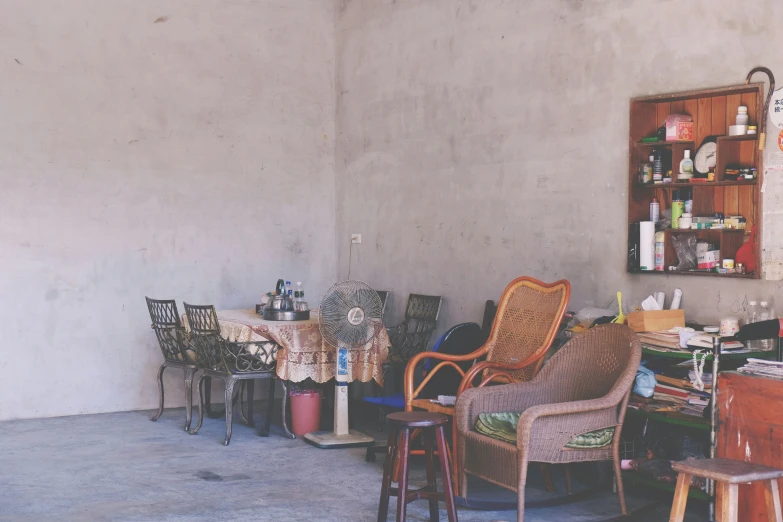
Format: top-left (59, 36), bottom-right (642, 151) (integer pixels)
top-left (304, 347), bottom-right (375, 449)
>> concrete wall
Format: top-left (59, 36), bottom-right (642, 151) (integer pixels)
top-left (0, 0), bottom-right (336, 420)
top-left (336, 0), bottom-right (783, 335)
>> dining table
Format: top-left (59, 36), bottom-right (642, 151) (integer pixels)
top-left (183, 308), bottom-right (390, 438)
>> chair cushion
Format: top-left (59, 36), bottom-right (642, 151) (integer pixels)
top-left (475, 412), bottom-right (615, 449)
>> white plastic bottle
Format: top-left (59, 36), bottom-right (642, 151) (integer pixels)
top-left (746, 301), bottom-right (759, 350)
top-left (650, 197), bottom-right (660, 223)
top-left (759, 301), bottom-right (772, 350)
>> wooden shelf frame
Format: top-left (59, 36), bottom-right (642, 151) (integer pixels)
top-left (628, 83), bottom-right (764, 279)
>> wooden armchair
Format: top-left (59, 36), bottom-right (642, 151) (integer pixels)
top-left (403, 276), bottom-right (570, 493)
top-left (456, 324), bottom-right (642, 521)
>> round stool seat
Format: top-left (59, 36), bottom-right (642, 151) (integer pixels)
top-left (386, 411), bottom-right (449, 428)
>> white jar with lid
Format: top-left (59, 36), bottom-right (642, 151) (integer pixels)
top-left (736, 105), bottom-right (749, 126)
top-left (679, 213), bottom-right (693, 229)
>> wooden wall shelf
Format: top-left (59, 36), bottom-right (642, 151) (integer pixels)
top-left (627, 83), bottom-right (764, 279)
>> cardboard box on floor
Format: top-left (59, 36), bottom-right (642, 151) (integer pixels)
top-left (627, 310), bottom-right (685, 333)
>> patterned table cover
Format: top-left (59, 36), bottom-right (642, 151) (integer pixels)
top-left (186, 309), bottom-right (389, 385)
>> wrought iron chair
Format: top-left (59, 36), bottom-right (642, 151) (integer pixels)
top-left (404, 277), bottom-right (570, 495)
top-left (146, 297), bottom-right (198, 431)
top-left (184, 303), bottom-right (280, 445)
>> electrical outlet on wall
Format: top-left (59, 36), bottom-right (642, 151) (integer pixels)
top-left (351, 234), bottom-right (362, 244)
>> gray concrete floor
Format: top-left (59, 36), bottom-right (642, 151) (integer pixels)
top-left (0, 403), bottom-right (707, 521)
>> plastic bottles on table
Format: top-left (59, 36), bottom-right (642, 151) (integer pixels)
top-left (746, 301), bottom-right (759, 350)
top-left (759, 301), bottom-right (772, 351)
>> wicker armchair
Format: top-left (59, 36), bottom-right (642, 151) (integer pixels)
top-left (402, 277), bottom-right (569, 494)
top-left (146, 297), bottom-right (198, 431)
top-left (184, 303), bottom-right (282, 445)
top-left (456, 324), bottom-right (642, 522)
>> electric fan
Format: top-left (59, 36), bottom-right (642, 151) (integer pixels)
top-left (304, 280), bottom-right (385, 449)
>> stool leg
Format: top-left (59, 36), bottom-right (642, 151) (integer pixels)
top-left (435, 425), bottom-right (458, 522)
top-left (396, 428), bottom-right (411, 522)
top-left (722, 483), bottom-right (738, 522)
top-left (764, 479), bottom-right (783, 522)
top-left (669, 472), bottom-right (691, 522)
top-left (423, 430), bottom-right (439, 521)
top-left (378, 427), bottom-right (398, 522)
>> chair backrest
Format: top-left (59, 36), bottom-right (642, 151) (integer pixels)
top-left (145, 297), bottom-right (190, 363)
top-left (484, 277), bottom-right (570, 382)
top-left (388, 294), bottom-right (443, 363)
top-left (183, 303), bottom-right (223, 371)
top-left (419, 322), bottom-right (485, 398)
top-left (535, 324), bottom-right (642, 404)
top-left (376, 290), bottom-right (389, 320)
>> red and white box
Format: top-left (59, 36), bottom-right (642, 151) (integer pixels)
top-left (664, 114), bottom-right (694, 141)
top-left (697, 250), bottom-right (720, 269)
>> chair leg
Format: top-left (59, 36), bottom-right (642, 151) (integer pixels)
top-left (245, 380), bottom-right (255, 428)
top-left (517, 452), bottom-right (530, 522)
top-left (612, 439), bottom-right (627, 515)
top-left (150, 363), bottom-right (166, 421)
top-left (260, 378), bottom-right (275, 437)
top-left (396, 428), bottom-right (411, 522)
top-left (423, 430), bottom-right (439, 521)
top-left (279, 380), bottom-right (296, 439)
top-left (765, 479), bottom-right (783, 522)
top-left (564, 464), bottom-right (573, 495)
top-left (436, 426), bottom-right (457, 522)
top-left (189, 375), bottom-right (207, 435)
top-left (377, 427), bottom-right (398, 522)
top-left (224, 379), bottom-right (236, 446)
top-left (539, 464), bottom-right (555, 493)
top-left (669, 472), bottom-right (691, 522)
top-left (183, 368), bottom-right (196, 432)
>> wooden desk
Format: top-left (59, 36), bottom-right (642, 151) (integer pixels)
top-left (717, 371), bottom-right (783, 521)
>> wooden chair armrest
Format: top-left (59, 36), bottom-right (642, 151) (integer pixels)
top-left (457, 348), bottom-right (550, 395)
top-left (403, 346), bottom-right (488, 408)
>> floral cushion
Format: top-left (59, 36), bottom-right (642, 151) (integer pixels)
top-left (475, 412), bottom-right (615, 449)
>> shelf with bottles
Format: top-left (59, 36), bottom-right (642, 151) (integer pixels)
top-left (628, 82), bottom-right (763, 279)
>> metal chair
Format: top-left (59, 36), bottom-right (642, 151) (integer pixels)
top-left (146, 297), bottom-right (198, 431)
top-left (386, 294), bottom-right (443, 365)
top-left (184, 303), bottom-right (280, 445)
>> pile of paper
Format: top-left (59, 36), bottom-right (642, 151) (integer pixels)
top-left (738, 358), bottom-right (783, 379)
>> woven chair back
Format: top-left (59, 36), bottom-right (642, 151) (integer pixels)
top-left (536, 324), bottom-right (641, 403)
top-left (484, 277), bottom-right (570, 382)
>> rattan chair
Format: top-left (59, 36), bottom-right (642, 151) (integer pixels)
top-left (184, 303), bottom-right (281, 445)
top-left (146, 297), bottom-right (198, 431)
top-left (456, 324), bottom-right (642, 522)
top-left (403, 277), bottom-right (570, 494)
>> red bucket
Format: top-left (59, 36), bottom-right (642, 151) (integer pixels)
top-left (289, 389), bottom-right (322, 436)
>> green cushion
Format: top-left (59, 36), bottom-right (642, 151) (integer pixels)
top-left (475, 412), bottom-right (615, 449)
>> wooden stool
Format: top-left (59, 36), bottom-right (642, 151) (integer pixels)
top-left (377, 412), bottom-right (457, 522)
top-left (670, 458), bottom-right (783, 522)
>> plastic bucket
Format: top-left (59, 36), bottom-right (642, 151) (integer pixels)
top-left (289, 390), bottom-right (322, 436)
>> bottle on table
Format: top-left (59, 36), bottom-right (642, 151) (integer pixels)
top-left (759, 301), bottom-right (772, 350)
top-left (746, 301), bottom-right (759, 350)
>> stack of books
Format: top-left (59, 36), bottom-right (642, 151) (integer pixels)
top-left (638, 331), bottom-right (682, 352)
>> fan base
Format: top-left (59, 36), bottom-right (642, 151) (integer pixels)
top-left (303, 430), bottom-right (374, 449)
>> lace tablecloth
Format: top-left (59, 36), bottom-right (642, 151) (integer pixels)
top-left (187, 309), bottom-right (389, 385)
